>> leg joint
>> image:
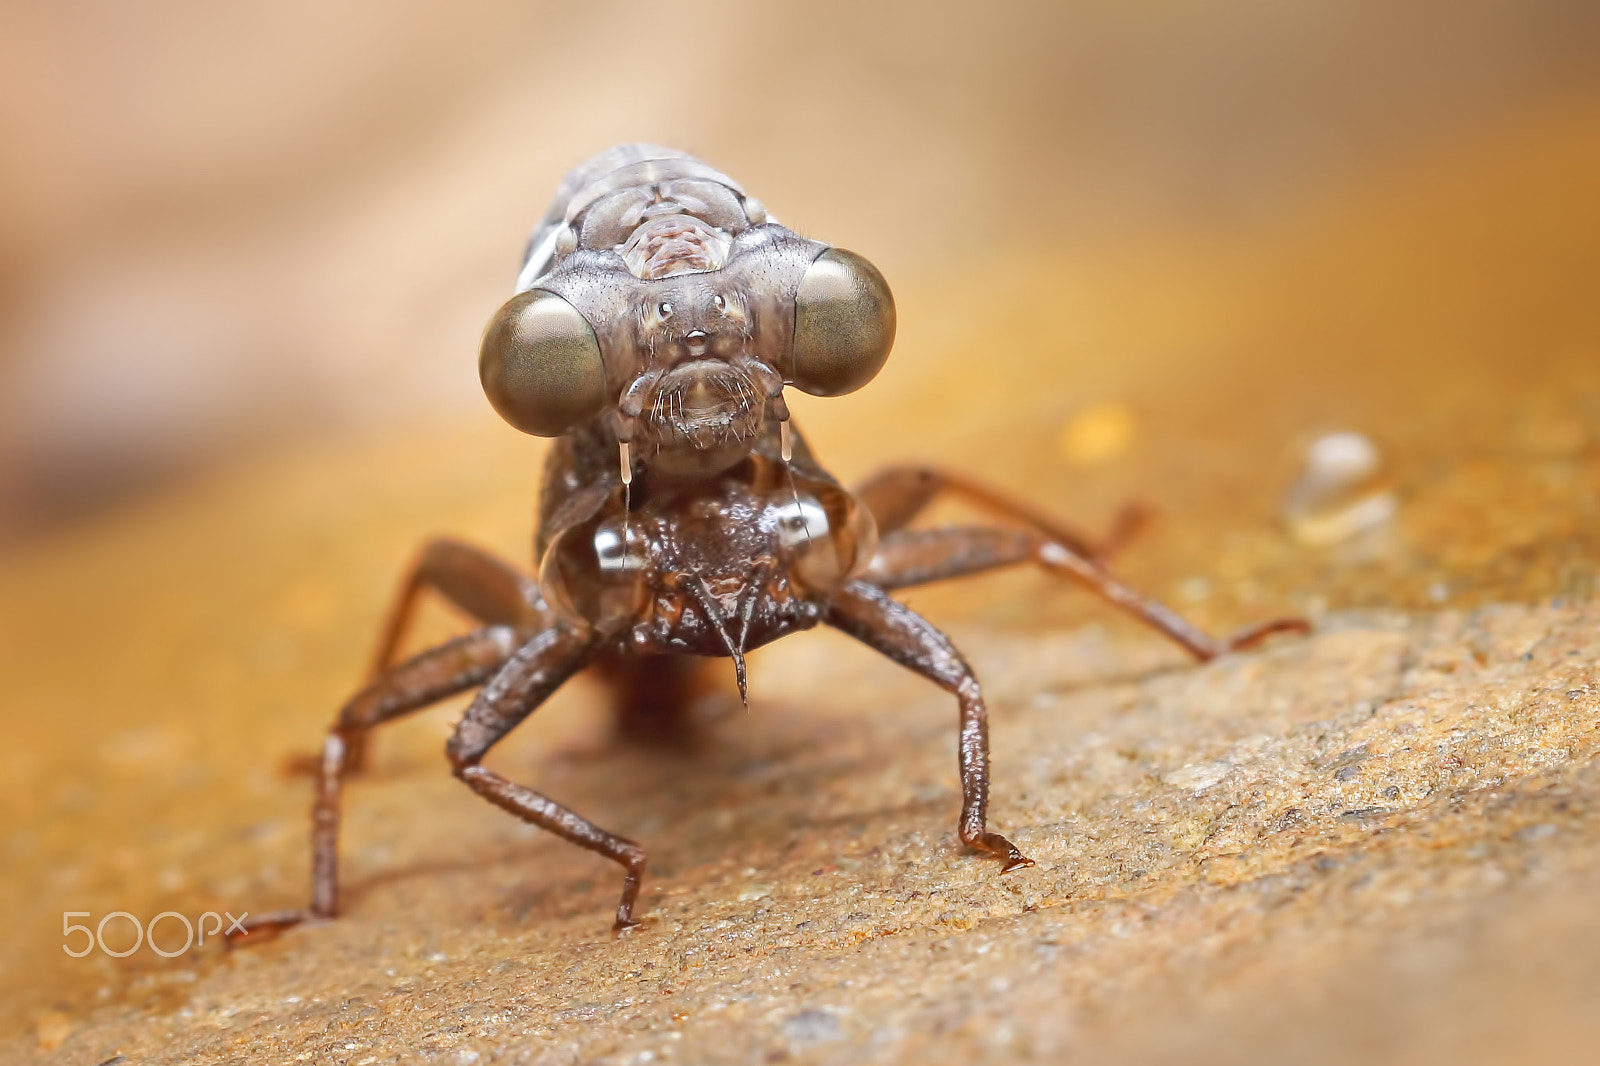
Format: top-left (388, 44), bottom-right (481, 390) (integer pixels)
top-left (446, 739), bottom-right (480, 775)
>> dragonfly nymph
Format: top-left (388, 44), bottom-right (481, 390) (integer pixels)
top-left (236, 144), bottom-right (1306, 937)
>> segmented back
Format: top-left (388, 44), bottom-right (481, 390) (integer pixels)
top-left (517, 144), bottom-right (771, 292)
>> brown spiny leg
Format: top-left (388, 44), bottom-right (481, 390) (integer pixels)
top-left (230, 626), bottom-right (521, 943)
top-left (444, 625), bottom-right (651, 932)
top-left (326, 538), bottom-right (548, 773)
top-left (826, 581), bottom-right (1034, 872)
top-left (860, 526), bottom-right (1308, 660)
top-left (370, 536), bottom-right (549, 672)
top-left (853, 465), bottom-right (1146, 559)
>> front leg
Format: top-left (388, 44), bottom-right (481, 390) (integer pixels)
top-left (444, 626), bottom-right (652, 931)
top-left (826, 582), bottom-right (1033, 872)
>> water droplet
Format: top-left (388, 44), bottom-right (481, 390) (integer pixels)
top-left (1282, 431), bottom-right (1396, 546)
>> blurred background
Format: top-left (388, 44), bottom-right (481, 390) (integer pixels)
top-left (2, 0), bottom-right (1598, 533)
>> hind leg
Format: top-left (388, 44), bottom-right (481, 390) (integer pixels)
top-left (331, 538), bottom-right (548, 772)
top-left (852, 464), bottom-right (1146, 560)
top-left (368, 536), bottom-right (549, 673)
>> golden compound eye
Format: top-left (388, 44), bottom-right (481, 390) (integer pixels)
top-left (479, 289), bottom-right (606, 437)
top-left (790, 248), bottom-right (896, 397)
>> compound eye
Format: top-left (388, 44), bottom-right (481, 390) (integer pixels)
top-left (790, 248), bottom-right (896, 397)
top-left (480, 289), bottom-right (606, 437)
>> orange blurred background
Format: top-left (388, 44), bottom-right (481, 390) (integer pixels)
top-left (5, 5), bottom-right (1600, 1059)
top-left (2, 0), bottom-right (1598, 533)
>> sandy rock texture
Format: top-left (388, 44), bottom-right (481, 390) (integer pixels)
top-left (11, 605), bottom-right (1600, 1065)
top-left (3, 89), bottom-right (1600, 1066)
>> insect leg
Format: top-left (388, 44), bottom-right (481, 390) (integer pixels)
top-left (314, 538), bottom-right (550, 774)
top-left (369, 537), bottom-right (550, 676)
top-left (825, 581), bottom-right (1034, 873)
top-left (860, 526), bottom-right (1308, 660)
top-left (852, 465), bottom-right (1144, 559)
top-left (230, 626), bottom-right (520, 943)
top-left (444, 626), bottom-right (652, 932)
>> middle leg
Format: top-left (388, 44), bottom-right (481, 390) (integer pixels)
top-left (860, 526), bottom-right (1308, 660)
top-left (232, 625), bottom-right (520, 941)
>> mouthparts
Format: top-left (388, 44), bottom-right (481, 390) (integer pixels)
top-left (641, 360), bottom-right (765, 451)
